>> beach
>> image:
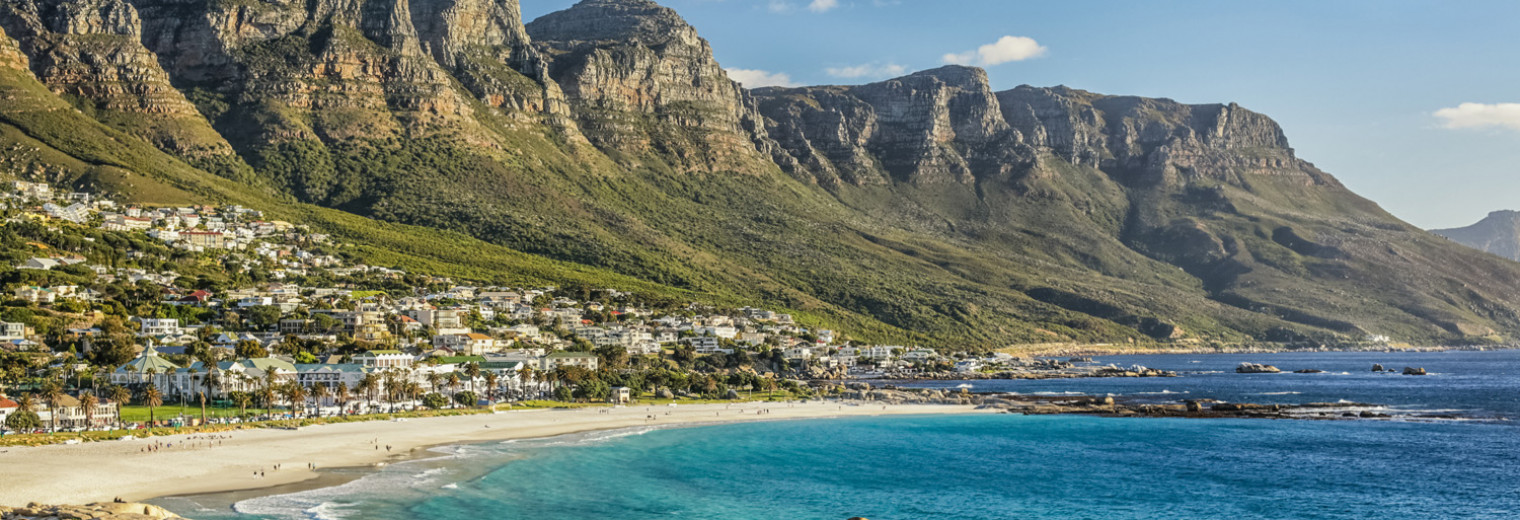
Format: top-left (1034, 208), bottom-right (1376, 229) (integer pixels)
top-left (0, 401), bottom-right (985, 507)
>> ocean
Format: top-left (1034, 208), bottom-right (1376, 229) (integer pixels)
top-left (156, 350), bottom-right (1520, 520)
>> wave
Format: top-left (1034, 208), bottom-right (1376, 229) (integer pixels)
top-left (1133, 390), bottom-right (1187, 395)
top-left (1257, 391), bottom-right (1302, 395)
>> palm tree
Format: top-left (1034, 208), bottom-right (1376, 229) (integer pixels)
top-left (282, 383), bottom-right (308, 419)
top-left (518, 366), bottom-right (535, 399)
top-left (484, 372), bottom-right (499, 403)
top-left (445, 372), bottom-right (462, 399)
top-left (426, 372), bottom-right (442, 394)
top-left (199, 370), bottom-right (219, 426)
top-left (143, 384), bottom-right (163, 426)
top-left (335, 382), bottom-right (351, 416)
top-left (106, 385), bottom-right (130, 429)
top-left (359, 374), bottom-right (379, 414)
top-left (464, 363), bottom-right (482, 395)
top-left (262, 370), bottom-right (279, 417)
top-left (311, 384), bottom-right (330, 416)
top-left (79, 391), bottom-right (99, 431)
top-left (41, 381), bottom-right (65, 433)
top-left (231, 391), bottom-right (252, 419)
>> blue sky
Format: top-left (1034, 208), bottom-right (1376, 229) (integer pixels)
top-left (522, 0), bottom-right (1520, 229)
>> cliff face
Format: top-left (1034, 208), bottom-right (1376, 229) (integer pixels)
top-left (1433, 211), bottom-right (1520, 261)
top-left (0, 0), bottom-right (244, 172)
top-left (3, 0), bottom-right (1519, 346)
top-left (757, 66), bottom-right (1032, 186)
top-left (526, 0), bottom-right (777, 171)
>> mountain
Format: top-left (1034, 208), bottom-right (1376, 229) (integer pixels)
top-left (3, 0), bottom-right (1520, 347)
top-left (1433, 211), bottom-right (1520, 261)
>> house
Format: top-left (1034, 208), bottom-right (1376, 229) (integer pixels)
top-left (506, 324), bottom-right (540, 340)
top-left (36, 394), bottom-right (118, 430)
top-left (542, 351), bottom-right (599, 371)
top-left (295, 364), bottom-right (369, 391)
top-left (433, 333), bottom-right (498, 355)
top-left (611, 386), bottom-right (631, 404)
top-left (180, 230), bottom-right (226, 249)
top-left (354, 350), bottom-right (414, 369)
top-left (0, 322), bottom-right (25, 341)
top-left (109, 345), bottom-right (181, 387)
top-left (682, 336), bottom-right (728, 354)
top-left (0, 395), bottom-right (18, 426)
top-left (137, 318), bottom-right (182, 337)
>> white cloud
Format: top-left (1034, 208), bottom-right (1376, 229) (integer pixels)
top-left (825, 62), bottom-right (907, 80)
top-left (726, 68), bottom-right (799, 88)
top-left (767, 1), bottom-right (794, 14)
top-left (1434, 103), bottom-right (1520, 131)
top-left (941, 35), bottom-right (1047, 66)
top-left (808, 0), bottom-right (839, 12)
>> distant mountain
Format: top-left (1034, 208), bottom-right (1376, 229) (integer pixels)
top-left (2, 0), bottom-right (1520, 347)
top-left (1432, 211), bottom-right (1520, 261)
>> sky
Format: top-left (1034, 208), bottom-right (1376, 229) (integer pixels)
top-left (521, 0), bottom-right (1520, 229)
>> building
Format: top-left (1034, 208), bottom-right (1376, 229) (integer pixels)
top-left (354, 350), bottom-right (414, 369)
top-left (610, 386), bottom-right (631, 404)
top-left (542, 351), bottom-right (599, 371)
top-left (180, 230), bottom-right (226, 249)
top-left (36, 394), bottom-right (118, 430)
top-left (0, 322), bottom-right (25, 341)
top-left (109, 345), bottom-right (181, 387)
top-left (138, 318), bottom-right (182, 337)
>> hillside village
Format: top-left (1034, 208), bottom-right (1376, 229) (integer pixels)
top-left (0, 180), bottom-right (976, 433)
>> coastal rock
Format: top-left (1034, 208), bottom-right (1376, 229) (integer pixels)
top-left (1236, 363), bottom-right (1282, 374)
top-left (1372, 364), bottom-right (1385, 372)
top-left (1402, 367), bottom-right (1427, 376)
top-left (1293, 369), bottom-right (1325, 373)
top-left (654, 387), bottom-right (674, 399)
top-left (0, 502), bottom-right (182, 520)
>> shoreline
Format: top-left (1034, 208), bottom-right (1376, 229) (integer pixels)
top-left (0, 401), bottom-right (989, 508)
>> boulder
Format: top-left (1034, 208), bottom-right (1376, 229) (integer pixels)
top-left (1293, 369), bottom-right (1324, 373)
top-left (724, 389), bottom-right (740, 399)
top-left (1372, 364), bottom-right (1385, 372)
top-left (654, 387), bottom-right (675, 399)
top-left (1402, 367), bottom-right (1427, 376)
top-left (1236, 362), bottom-right (1281, 373)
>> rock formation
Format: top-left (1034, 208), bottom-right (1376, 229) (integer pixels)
top-left (1432, 210), bottom-right (1520, 261)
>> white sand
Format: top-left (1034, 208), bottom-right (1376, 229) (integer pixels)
top-left (0, 401), bottom-right (986, 506)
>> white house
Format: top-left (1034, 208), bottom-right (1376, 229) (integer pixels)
top-left (137, 318), bottom-right (182, 337)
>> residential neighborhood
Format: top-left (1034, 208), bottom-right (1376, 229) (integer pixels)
top-left (0, 179), bottom-right (953, 433)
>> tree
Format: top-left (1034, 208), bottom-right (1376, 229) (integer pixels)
top-left (594, 344), bottom-right (630, 370)
top-left (463, 363), bottom-right (482, 395)
top-left (517, 366), bottom-right (535, 398)
top-left (235, 340), bottom-right (268, 359)
top-left (5, 410), bottom-right (41, 431)
top-left (230, 391), bottom-right (252, 419)
top-left (483, 372), bottom-right (499, 403)
top-left (199, 370), bottom-right (220, 426)
top-left (453, 391), bottom-right (478, 408)
top-left (359, 373), bottom-right (379, 412)
top-left (311, 384), bottom-right (330, 415)
top-left (335, 382), bottom-right (351, 415)
top-left (106, 385), bottom-right (130, 428)
top-left (282, 383), bottom-right (308, 419)
top-left (143, 384), bottom-right (163, 426)
top-left (422, 392), bottom-right (449, 410)
top-left (41, 381), bottom-right (65, 433)
top-left (79, 391), bottom-right (98, 431)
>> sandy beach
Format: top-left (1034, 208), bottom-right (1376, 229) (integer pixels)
top-left (0, 401), bottom-right (985, 507)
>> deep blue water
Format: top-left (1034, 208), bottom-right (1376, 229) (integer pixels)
top-left (160, 351), bottom-right (1520, 520)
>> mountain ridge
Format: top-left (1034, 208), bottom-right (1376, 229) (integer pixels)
top-left (2, 0), bottom-right (1519, 347)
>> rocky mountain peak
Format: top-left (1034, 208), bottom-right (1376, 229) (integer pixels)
top-left (1433, 210), bottom-right (1520, 262)
top-left (524, 0), bottom-right (774, 171)
top-left (526, 0), bottom-right (695, 46)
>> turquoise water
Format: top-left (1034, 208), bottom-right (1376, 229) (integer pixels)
top-left (160, 351), bottom-right (1520, 520)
